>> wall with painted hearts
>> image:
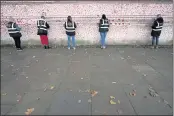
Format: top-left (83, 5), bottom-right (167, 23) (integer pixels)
top-left (1, 1), bottom-right (173, 46)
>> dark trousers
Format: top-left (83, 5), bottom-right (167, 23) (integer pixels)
top-left (13, 37), bottom-right (21, 48)
top-left (152, 36), bottom-right (159, 46)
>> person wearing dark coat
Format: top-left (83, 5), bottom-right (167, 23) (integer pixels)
top-left (64, 16), bottom-right (77, 50)
top-left (6, 17), bottom-right (23, 51)
top-left (151, 14), bottom-right (164, 49)
top-left (98, 14), bottom-right (110, 49)
top-left (37, 16), bottom-right (50, 49)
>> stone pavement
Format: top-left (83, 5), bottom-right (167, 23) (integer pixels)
top-left (1, 46), bottom-right (173, 115)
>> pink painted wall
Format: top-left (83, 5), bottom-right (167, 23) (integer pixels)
top-left (1, 1), bottom-right (173, 45)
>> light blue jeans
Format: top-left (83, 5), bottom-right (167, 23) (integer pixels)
top-left (152, 36), bottom-right (159, 46)
top-left (67, 35), bottom-right (76, 48)
top-left (100, 32), bottom-right (107, 47)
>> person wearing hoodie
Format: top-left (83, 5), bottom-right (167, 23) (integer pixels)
top-left (151, 14), bottom-right (164, 49)
top-left (64, 16), bottom-right (77, 50)
top-left (37, 15), bottom-right (50, 49)
top-left (6, 17), bottom-right (22, 51)
top-left (98, 14), bottom-right (110, 49)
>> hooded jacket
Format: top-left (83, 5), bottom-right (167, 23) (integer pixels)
top-left (99, 18), bottom-right (109, 32)
top-left (151, 17), bottom-right (164, 37)
top-left (37, 19), bottom-right (50, 35)
top-left (64, 21), bottom-right (77, 36)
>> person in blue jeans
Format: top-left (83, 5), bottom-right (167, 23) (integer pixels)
top-left (151, 14), bottom-right (164, 49)
top-left (99, 14), bottom-right (110, 49)
top-left (64, 16), bottom-right (77, 50)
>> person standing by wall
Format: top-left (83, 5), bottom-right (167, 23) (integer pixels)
top-left (64, 16), bottom-right (77, 50)
top-left (151, 14), bottom-right (164, 49)
top-left (6, 17), bottom-right (22, 51)
top-left (37, 15), bottom-right (50, 49)
top-left (99, 14), bottom-right (110, 49)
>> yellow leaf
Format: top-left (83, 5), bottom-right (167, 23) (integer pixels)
top-left (110, 100), bottom-right (116, 104)
top-left (50, 86), bottom-right (54, 90)
top-left (110, 96), bottom-right (115, 99)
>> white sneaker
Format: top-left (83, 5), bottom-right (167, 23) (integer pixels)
top-left (68, 47), bottom-right (70, 50)
top-left (73, 47), bottom-right (76, 50)
top-left (103, 46), bottom-right (106, 49)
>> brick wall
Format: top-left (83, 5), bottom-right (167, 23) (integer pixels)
top-left (1, 1), bottom-right (173, 46)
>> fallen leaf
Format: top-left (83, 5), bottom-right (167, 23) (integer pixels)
top-left (110, 100), bottom-right (116, 104)
top-left (90, 90), bottom-right (98, 97)
top-left (110, 96), bottom-right (115, 99)
top-left (37, 97), bottom-right (40, 100)
top-left (78, 100), bottom-right (81, 103)
top-left (25, 108), bottom-right (34, 115)
top-left (2, 93), bottom-right (7, 96)
top-left (118, 100), bottom-right (120, 104)
top-left (50, 86), bottom-right (55, 90)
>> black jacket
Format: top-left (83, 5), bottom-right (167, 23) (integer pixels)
top-left (7, 22), bottom-right (22, 38)
top-left (99, 18), bottom-right (109, 32)
top-left (151, 17), bottom-right (164, 37)
top-left (64, 21), bottom-right (77, 36)
top-left (37, 20), bottom-right (50, 35)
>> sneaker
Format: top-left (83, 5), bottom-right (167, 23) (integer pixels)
top-left (156, 46), bottom-right (159, 49)
top-left (68, 47), bottom-right (71, 50)
top-left (17, 48), bottom-right (23, 51)
top-left (73, 47), bottom-right (76, 50)
top-left (44, 46), bottom-right (47, 49)
top-left (151, 46), bottom-right (155, 49)
top-left (101, 46), bottom-right (103, 49)
top-left (103, 46), bottom-right (106, 49)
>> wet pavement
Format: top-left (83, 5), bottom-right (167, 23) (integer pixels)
top-left (1, 46), bottom-right (173, 115)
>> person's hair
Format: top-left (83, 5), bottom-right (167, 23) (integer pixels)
top-left (67, 16), bottom-right (72, 22)
top-left (157, 14), bottom-right (161, 18)
top-left (41, 16), bottom-right (45, 19)
top-left (102, 14), bottom-right (106, 19)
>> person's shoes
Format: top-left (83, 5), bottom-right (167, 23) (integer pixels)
top-left (151, 46), bottom-right (155, 49)
top-left (73, 47), bottom-right (76, 50)
top-left (44, 46), bottom-right (47, 49)
top-left (155, 46), bottom-right (159, 49)
top-left (17, 48), bottom-right (23, 51)
top-left (101, 46), bottom-right (103, 49)
top-left (103, 46), bottom-right (106, 49)
top-left (68, 47), bottom-right (71, 50)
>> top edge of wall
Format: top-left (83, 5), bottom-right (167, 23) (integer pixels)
top-left (1, 0), bottom-right (173, 5)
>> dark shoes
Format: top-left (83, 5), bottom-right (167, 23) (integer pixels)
top-left (44, 46), bottom-right (50, 49)
top-left (16, 48), bottom-right (23, 51)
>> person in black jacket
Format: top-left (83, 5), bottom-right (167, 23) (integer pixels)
top-left (151, 14), bottom-right (164, 49)
top-left (99, 14), bottom-right (110, 49)
top-left (37, 15), bottom-right (50, 49)
top-left (64, 16), bottom-right (77, 50)
top-left (6, 17), bottom-right (22, 51)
